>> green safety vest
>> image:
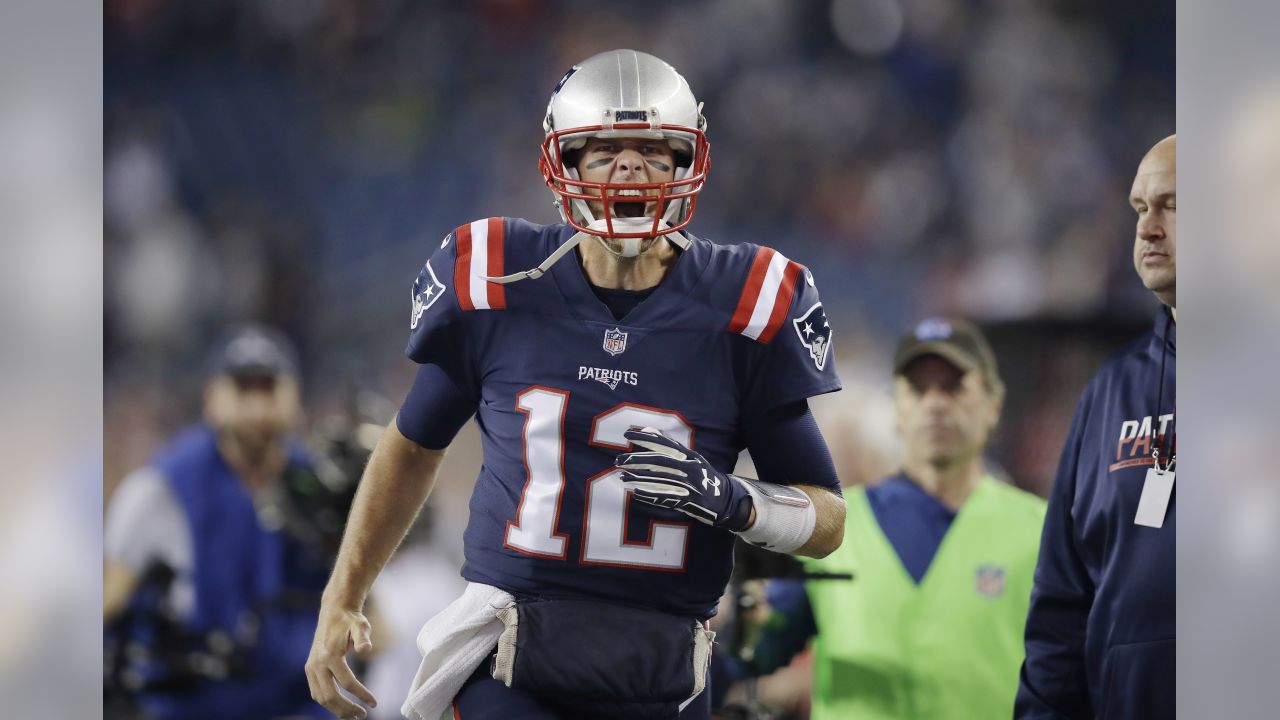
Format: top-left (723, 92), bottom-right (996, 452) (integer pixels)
top-left (804, 476), bottom-right (1046, 720)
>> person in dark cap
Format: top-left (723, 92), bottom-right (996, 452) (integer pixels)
top-left (201, 324), bottom-right (301, 476)
top-left (730, 318), bottom-right (1046, 719)
top-left (104, 324), bottom-right (331, 720)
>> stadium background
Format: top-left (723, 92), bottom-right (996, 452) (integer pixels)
top-left (103, 0), bottom-right (1173, 715)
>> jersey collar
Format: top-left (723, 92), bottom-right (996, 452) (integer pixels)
top-left (549, 225), bottom-right (712, 327)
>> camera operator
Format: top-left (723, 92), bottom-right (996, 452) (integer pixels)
top-left (104, 325), bottom-right (332, 720)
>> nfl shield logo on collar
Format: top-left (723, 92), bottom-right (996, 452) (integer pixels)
top-left (603, 327), bottom-right (628, 356)
top-left (975, 564), bottom-right (1006, 599)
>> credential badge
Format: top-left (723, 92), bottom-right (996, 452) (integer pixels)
top-left (792, 302), bottom-right (832, 371)
top-left (603, 327), bottom-right (628, 356)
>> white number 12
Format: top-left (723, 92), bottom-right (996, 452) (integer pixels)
top-left (504, 386), bottom-right (694, 571)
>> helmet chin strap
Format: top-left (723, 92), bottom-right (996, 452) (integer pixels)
top-left (589, 219), bottom-right (656, 259)
top-left (492, 161), bottom-right (694, 285)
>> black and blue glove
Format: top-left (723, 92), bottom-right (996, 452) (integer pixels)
top-left (614, 427), bottom-right (754, 531)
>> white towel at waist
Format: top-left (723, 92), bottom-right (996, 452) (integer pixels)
top-left (400, 582), bottom-right (515, 720)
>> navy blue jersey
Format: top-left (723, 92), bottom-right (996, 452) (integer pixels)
top-left (405, 218), bottom-right (842, 617)
top-left (1016, 308), bottom-right (1176, 719)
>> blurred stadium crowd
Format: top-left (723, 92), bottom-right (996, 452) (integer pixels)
top-left (104, 0), bottom-right (1171, 544)
top-left (105, 0), bottom-right (1173, 503)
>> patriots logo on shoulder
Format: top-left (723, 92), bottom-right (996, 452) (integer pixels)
top-left (410, 260), bottom-right (446, 330)
top-left (792, 302), bottom-right (832, 371)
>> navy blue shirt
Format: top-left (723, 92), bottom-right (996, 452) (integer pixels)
top-left (1016, 308), bottom-right (1176, 719)
top-left (399, 217), bottom-right (842, 617)
top-left (590, 283), bottom-right (655, 321)
top-left (866, 474), bottom-right (957, 583)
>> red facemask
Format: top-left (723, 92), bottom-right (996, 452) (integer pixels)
top-left (540, 122), bottom-right (712, 239)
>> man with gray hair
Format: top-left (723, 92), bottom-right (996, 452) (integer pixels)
top-left (731, 317), bottom-right (1046, 720)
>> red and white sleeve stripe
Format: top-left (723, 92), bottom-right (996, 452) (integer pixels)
top-left (727, 247), bottom-right (803, 343)
top-left (453, 218), bottom-right (507, 311)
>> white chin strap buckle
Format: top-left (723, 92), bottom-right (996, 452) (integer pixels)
top-left (618, 238), bottom-right (643, 258)
top-left (586, 218), bottom-right (663, 258)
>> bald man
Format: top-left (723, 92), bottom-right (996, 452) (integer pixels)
top-left (1015, 136), bottom-right (1177, 719)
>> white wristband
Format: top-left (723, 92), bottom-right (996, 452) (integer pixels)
top-left (732, 476), bottom-right (817, 554)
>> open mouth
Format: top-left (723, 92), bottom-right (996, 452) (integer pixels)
top-left (614, 202), bottom-right (646, 218)
top-left (610, 188), bottom-right (651, 218)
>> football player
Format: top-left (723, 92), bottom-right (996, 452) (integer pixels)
top-left (306, 50), bottom-right (846, 720)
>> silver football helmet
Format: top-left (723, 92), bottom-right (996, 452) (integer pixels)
top-left (489, 50), bottom-right (711, 285)
top-left (541, 50), bottom-right (710, 249)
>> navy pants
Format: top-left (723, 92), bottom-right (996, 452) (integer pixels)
top-left (452, 661), bottom-right (712, 720)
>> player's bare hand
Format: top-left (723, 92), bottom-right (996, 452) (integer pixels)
top-left (305, 604), bottom-right (378, 719)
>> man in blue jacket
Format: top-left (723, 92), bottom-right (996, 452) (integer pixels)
top-left (105, 325), bottom-right (331, 720)
top-left (1016, 134), bottom-right (1177, 719)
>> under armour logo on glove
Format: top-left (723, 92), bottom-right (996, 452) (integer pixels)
top-left (614, 427), bottom-right (752, 531)
top-left (701, 468), bottom-right (721, 496)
